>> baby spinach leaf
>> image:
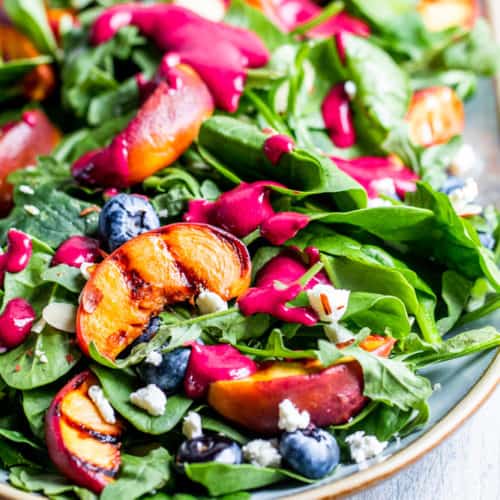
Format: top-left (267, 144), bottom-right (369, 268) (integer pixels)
top-left (343, 33), bottom-right (410, 149)
top-left (185, 463), bottom-right (314, 497)
top-left (200, 414), bottom-right (250, 444)
top-left (0, 184), bottom-right (99, 249)
top-left (7, 156), bottom-right (71, 190)
top-left (0, 429), bottom-right (41, 449)
top-left (101, 448), bottom-right (171, 500)
top-left (9, 466), bottom-right (97, 499)
top-left (42, 264), bottom-right (86, 294)
top-left (92, 365), bottom-right (192, 435)
top-left (199, 116), bottom-right (367, 210)
top-left (317, 340), bottom-right (432, 411)
top-left (0, 440), bottom-right (35, 468)
top-left (0, 328), bottom-right (81, 390)
top-left (22, 386), bottom-right (58, 440)
top-left (436, 271), bottom-right (472, 334)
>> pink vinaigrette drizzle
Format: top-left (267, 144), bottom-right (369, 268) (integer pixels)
top-left (184, 343), bottom-right (257, 398)
top-left (52, 236), bottom-right (101, 268)
top-left (0, 298), bottom-right (35, 351)
top-left (322, 82), bottom-right (356, 148)
top-left (263, 134), bottom-right (295, 165)
top-left (0, 229), bottom-right (33, 286)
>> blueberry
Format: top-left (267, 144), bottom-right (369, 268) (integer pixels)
top-left (118, 316), bottom-right (161, 359)
top-left (176, 436), bottom-right (242, 470)
top-left (440, 176), bottom-right (465, 195)
top-left (99, 193), bottom-right (160, 251)
top-left (136, 346), bottom-right (191, 394)
top-left (279, 427), bottom-right (339, 479)
top-left (479, 232), bottom-right (496, 250)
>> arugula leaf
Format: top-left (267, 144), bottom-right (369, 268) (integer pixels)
top-left (4, 0), bottom-right (58, 56)
top-left (317, 340), bottom-right (432, 411)
top-left (0, 184), bottom-right (99, 249)
top-left (185, 463), bottom-right (314, 497)
top-left (9, 466), bottom-right (97, 499)
top-left (92, 364), bottom-right (192, 434)
top-left (198, 116), bottom-right (367, 210)
top-left (101, 448), bottom-right (171, 500)
top-left (0, 328), bottom-right (81, 390)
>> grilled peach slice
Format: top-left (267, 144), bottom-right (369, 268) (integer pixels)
top-left (406, 86), bottom-right (464, 147)
top-left (417, 0), bottom-right (478, 32)
top-left (72, 63), bottom-right (214, 188)
top-left (46, 371), bottom-right (123, 493)
top-left (208, 335), bottom-right (395, 434)
top-left (0, 110), bottom-right (60, 214)
top-left (0, 24), bottom-right (55, 100)
top-left (77, 223), bottom-right (251, 361)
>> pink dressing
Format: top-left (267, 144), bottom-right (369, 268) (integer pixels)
top-left (331, 156), bottom-right (419, 198)
top-left (260, 212), bottom-right (309, 245)
top-left (91, 4), bottom-right (270, 112)
top-left (51, 236), bottom-right (101, 268)
top-left (238, 250), bottom-right (329, 326)
top-left (0, 229), bottom-right (32, 286)
top-left (0, 298), bottom-right (35, 350)
top-left (322, 82), bottom-right (356, 148)
top-left (184, 342), bottom-right (257, 398)
top-left (263, 134), bottom-right (295, 165)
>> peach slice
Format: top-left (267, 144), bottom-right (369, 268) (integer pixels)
top-left (45, 371), bottom-right (123, 493)
top-left (77, 223), bottom-right (251, 361)
top-left (417, 0), bottom-right (478, 32)
top-left (0, 110), bottom-right (60, 214)
top-left (208, 335), bottom-right (395, 434)
top-left (406, 86), bottom-right (464, 147)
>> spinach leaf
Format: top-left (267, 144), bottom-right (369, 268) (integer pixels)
top-left (0, 440), bottom-right (35, 468)
top-left (0, 328), bottom-right (81, 390)
top-left (224, 0), bottom-right (290, 51)
top-left (4, 0), bottom-right (57, 55)
top-left (436, 271), bottom-right (472, 334)
top-left (42, 264), bottom-right (86, 294)
top-left (9, 466), bottom-right (97, 499)
top-left (22, 386), bottom-right (57, 440)
top-left (0, 56), bottom-right (52, 87)
top-left (317, 341), bottom-right (432, 411)
top-left (92, 365), bottom-right (192, 434)
top-left (343, 33), bottom-right (410, 150)
top-left (0, 429), bottom-right (41, 449)
top-left (185, 463), bottom-right (314, 496)
top-left (198, 116), bottom-right (367, 210)
top-left (200, 415), bottom-right (249, 445)
top-left (101, 448), bottom-right (171, 500)
top-left (0, 184), bottom-right (99, 249)
top-left (7, 157), bottom-right (71, 190)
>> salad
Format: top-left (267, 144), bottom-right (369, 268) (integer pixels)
top-left (0, 0), bottom-right (500, 498)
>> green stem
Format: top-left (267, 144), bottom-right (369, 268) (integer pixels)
top-left (244, 89), bottom-right (290, 135)
top-left (196, 144), bottom-right (242, 185)
top-left (290, 1), bottom-right (344, 36)
top-left (415, 306), bottom-right (442, 345)
top-left (298, 261), bottom-right (324, 287)
top-left (242, 229), bottom-right (261, 246)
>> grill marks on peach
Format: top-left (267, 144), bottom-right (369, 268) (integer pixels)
top-left (57, 374), bottom-right (122, 480)
top-left (77, 224), bottom-right (251, 360)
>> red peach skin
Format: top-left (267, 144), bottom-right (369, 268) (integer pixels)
top-left (208, 335), bottom-right (395, 434)
top-left (45, 371), bottom-right (123, 493)
top-left (72, 64), bottom-right (214, 188)
top-left (76, 223), bottom-right (251, 361)
top-left (0, 110), bottom-right (60, 214)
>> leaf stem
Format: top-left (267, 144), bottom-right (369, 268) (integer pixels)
top-left (242, 229), bottom-right (261, 246)
top-left (290, 1), bottom-right (344, 36)
top-left (298, 261), bottom-right (324, 287)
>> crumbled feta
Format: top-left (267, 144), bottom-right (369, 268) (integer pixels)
top-left (324, 322), bottom-right (355, 344)
top-left (182, 411), bottom-right (203, 439)
top-left (243, 439), bottom-right (282, 468)
top-left (433, 383), bottom-right (442, 392)
top-left (88, 385), bottom-right (116, 424)
top-left (367, 197), bottom-right (393, 208)
top-left (34, 348), bottom-right (48, 364)
top-left (344, 81), bottom-right (357, 99)
top-left (196, 290), bottom-right (228, 315)
top-left (370, 177), bottom-right (397, 199)
top-left (173, 0), bottom-right (225, 21)
top-left (449, 143), bottom-right (483, 177)
top-left (307, 285), bottom-right (350, 323)
top-left (42, 303), bottom-right (77, 333)
top-left (31, 318), bottom-right (47, 334)
top-left (145, 350), bottom-right (163, 367)
top-left (19, 185), bottom-right (34, 195)
top-left (448, 178), bottom-right (482, 217)
top-left (129, 384), bottom-right (167, 416)
top-left (157, 209), bottom-right (169, 218)
top-left (23, 204), bottom-right (40, 216)
top-left (346, 431), bottom-right (388, 466)
top-left (278, 399), bottom-right (310, 433)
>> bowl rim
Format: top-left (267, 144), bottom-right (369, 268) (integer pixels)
top-left (0, 350), bottom-right (498, 500)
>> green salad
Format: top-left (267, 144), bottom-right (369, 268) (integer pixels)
top-left (0, 0), bottom-right (500, 498)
